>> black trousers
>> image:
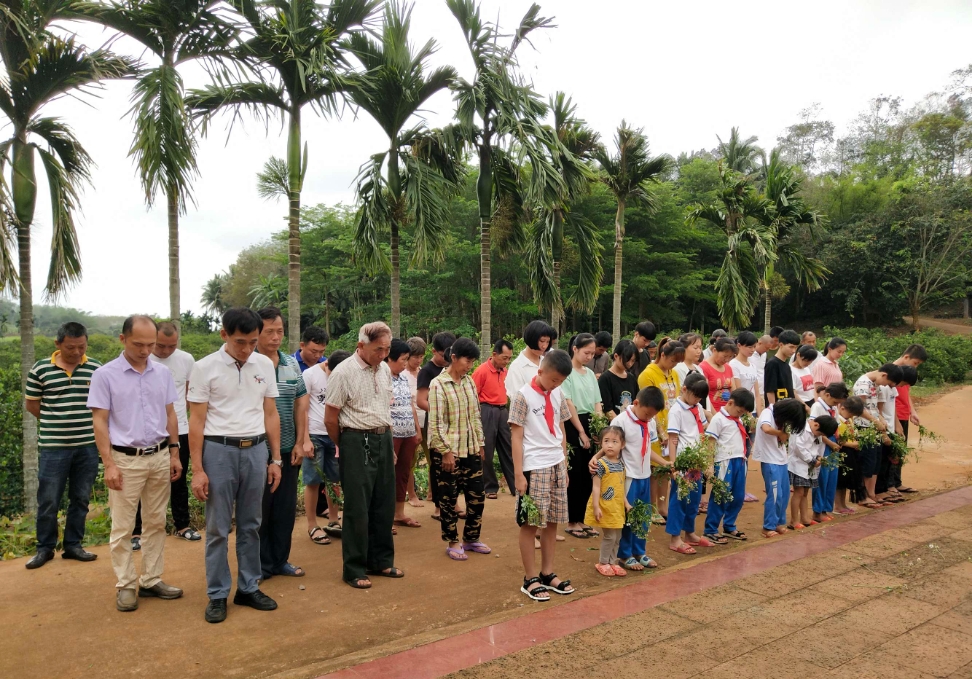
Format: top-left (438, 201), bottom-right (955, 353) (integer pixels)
top-left (339, 430), bottom-right (395, 583)
top-left (260, 450), bottom-right (301, 576)
top-left (481, 403), bottom-right (515, 494)
top-left (422, 419), bottom-right (440, 508)
top-left (134, 433), bottom-right (190, 535)
top-left (565, 412), bottom-right (594, 524)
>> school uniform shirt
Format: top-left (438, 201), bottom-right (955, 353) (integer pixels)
top-left (700, 361), bottom-right (734, 411)
top-left (763, 356), bottom-right (794, 406)
top-left (610, 406), bottom-right (659, 479)
top-left (752, 404), bottom-right (787, 465)
top-left (728, 357), bottom-right (758, 402)
top-left (852, 374), bottom-right (880, 429)
top-left (809, 398), bottom-right (837, 421)
top-left (787, 428), bottom-right (818, 479)
top-left (878, 385), bottom-right (898, 430)
top-left (791, 364), bottom-right (816, 403)
top-left (508, 381), bottom-right (572, 472)
top-left (188, 345), bottom-right (279, 437)
top-left (505, 351), bottom-right (540, 401)
top-left (751, 350), bottom-right (767, 394)
top-left (302, 364), bottom-right (329, 435)
top-left (667, 398), bottom-right (708, 456)
top-left (705, 408), bottom-right (747, 463)
top-left (598, 369), bottom-right (639, 417)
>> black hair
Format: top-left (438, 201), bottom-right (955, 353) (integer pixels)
top-left (523, 320), bottom-right (558, 351)
top-left (635, 386), bottom-right (665, 411)
top-left (825, 337), bottom-right (846, 355)
top-left (708, 329), bottom-right (727, 345)
top-left (301, 326), bottom-right (329, 346)
top-left (778, 329), bottom-right (801, 346)
top-left (656, 338), bottom-right (685, 362)
top-left (541, 348), bottom-right (572, 377)
top-left (728, 388), bottom-right (755, 412)
top-left (769, 326), bottom-right (785, 339)
top-left (612, 339), bottom-right (637, 365)
top-left (796, 345), bottom-right (819, 362)
top-left (735, 330), bottom-right (758, 347)
top-left (814, 415), bottom-right (839, 438)
top-left (594, 331), bottom-right (613, 349)
top-left (772, 398), bottom-right (807, 433)
top-left (158, 321), bottom-right (178, 336)
top-left (449, 337), bottom-right (480, 361)
top-left (387, 338), bottom-right (411, 362)
top-left (678, 332), bottom-right (702, 349)
top-left (222, 307), bottom-right (264, 336)
top-left (122, 314), bottom-right (158, 336)
top-left (712, 337), bottom-right (737, 354)
top-left (431, 331), bottom-right (457, 353)
top-left (842, 395), bottom-right (865, 417)
top-left (256, 306), bottom-right (283, 323)
top-left (878, 363), bottom-right (904, 384)
top-left (824, 382), bottom-right (849, 399)
top-left (327, 350), bottom-right (351, 371)
top-left (599, 425), bottom-right (625, 444)
top-left (493, 338), bottom-right (513, 354)
top-left (647, 340), bottom-right (657, 349)
top-left (56, 321), bottom-right (88, 343)
top-left (683, 372), bottom-right (710, 399)
top-left (634, 321), bottom-right (656, 341)
top-left (902, 344), bottom-right (928, 362)
top-left (899, 365), bottom-right (918, 387)
top-left (567, 333), bottom-right (596, 357)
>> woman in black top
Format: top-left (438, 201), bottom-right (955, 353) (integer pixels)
top-left (599, 340), bottom-right (641, 419)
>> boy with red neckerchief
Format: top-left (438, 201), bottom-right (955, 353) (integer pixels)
top-left (703, 388), bottom-right (756, 543)
top-left (665, 373), bottom-right (712, 554)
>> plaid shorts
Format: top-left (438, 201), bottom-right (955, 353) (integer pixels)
top-left (516, 460), bottom-right (569, 526)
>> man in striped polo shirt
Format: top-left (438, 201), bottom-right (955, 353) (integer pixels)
top-left (256, 307), bottom-right (312, 579)
top-left (24, 322), bottom-right (102, 569)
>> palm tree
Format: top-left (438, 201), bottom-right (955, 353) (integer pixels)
top-left (688, 166), bottom-right (775, 332)
top-left (447, 0), bottom-right (561, 355)
top-left (70, 1), bottom-right (238, 337)
top-left (201, 272), bottom-right (227, 315)
top-left (595, 121), bottom-right (671, 340)
top-left (527, 92), bottom-right (601, 335)
top-left (759, 148), bottom-right (828, 333)
top-left (188, 0), bottom-right (379, 350)
top-left (0, 1), bottom-right (132, 512)
top-left (249, 272), bottom-right (287, 308)
top-left (345, 1), bottom-right (461, 337)
top-left (717, 127), bottom-right (761, 174)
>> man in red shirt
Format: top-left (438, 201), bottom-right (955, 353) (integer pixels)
top-left (472, 339), bottom-right (514, 499)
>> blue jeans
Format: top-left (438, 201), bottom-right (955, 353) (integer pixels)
top-left (760, 462), bottom-right (790, 531)
top-left (36, 445), bottom-right (100, 551)
top-left (705, 457), bottom-right (747, 535)
top-left (813, 441), bottom-right (839, 514)
top-left (618, 477), bottom-right (651, 560)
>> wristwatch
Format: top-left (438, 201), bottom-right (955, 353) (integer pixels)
top-left (270, 459), bottom-right (282, 467)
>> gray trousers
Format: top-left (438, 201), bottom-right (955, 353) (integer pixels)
top-left (599, 527), bottom-right (622, 565)
top-left (203, 440), bottom-right (267, 599)
top-left (480, 403), bottom-right (515, 494)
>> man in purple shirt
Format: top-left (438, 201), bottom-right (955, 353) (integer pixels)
top-left (88, 315), bottom-right (183, 613)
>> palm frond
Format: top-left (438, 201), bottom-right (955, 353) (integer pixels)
top-left (256, 155), bottom-right (290, 201)
top-left (564, 210), bottom-right (602, 313)
top-left (35, 145), bottom-right (82, 298)
top-left (187, 80), bottom-right (288, 130)
top-left (526, 208), bottom-right (558, 314)
top-left (0, 148), bottom-right (20, 294)
top-left (26, 116), bottom-right (92, 180)
top-left (717, 237), bottom-right (760, 331)
top-left (352, 151), bottom-right (391, 273)
top-left (510, 3), bottom-right (555, 53)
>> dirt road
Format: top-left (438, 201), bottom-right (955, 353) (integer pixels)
top-left (904, 316), bottom-right (972, 335)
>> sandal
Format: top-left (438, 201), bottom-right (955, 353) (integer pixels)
top-left (521, 576), bottom-right (550, 601)
top-left (898, 487), bottom-right (918, 493)
top-left (670, 544), bottom-right (697, 555)
top-left (539, 572), bottom-right (574, 595)
top-left (702, 533), bottom-right (729, 545)
top-left (446, 546), bottom-right (467, 561)
top-left (722, 530), bottom-right (748, 541)
top-left (583, 526), bottom-right (600, 538)
top-left (275, 562), bottom-right (305, 577)
top-left (744, 492), bottom-right (759, 502)
top-left (688, 537), bottom-right (716, 547)
top-left (564, 528), bottom-right (589, 539)
top-left (595, 563), bottom-right (615, 577)
top-left (366, 567), bottom-right (404, 578)
top-left (462, 541), bottom-right (492, 554)
top-left (324, 522), bottom-right (342, 538)
top-left (762, 529), bottom-right (779, 538)
top-left (651, 515), bottom-right (667, 525)
top-left (821, 516), bottom-right (833, 522)
top-left (346, 577), bottom-right (371, 589)
top-left (393, 518), bottom-right (422, 528)
top-left (308, 527), bottom-right (331, 545)
top-left (176, 527), bottom-right (202, 541)
top-left (430, 514), bottom-right (442, 522)
top-left (610, 564), bottom-right (627, 577)
top-left (638, 555), bottom-right (658, 569)
top-left (623, 557), bottom-right (644, 571)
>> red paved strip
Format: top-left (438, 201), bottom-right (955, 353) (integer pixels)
top-left (320, 486), bottom-right (972, 679)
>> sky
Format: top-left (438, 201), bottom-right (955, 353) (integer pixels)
top-left (8, 0), bottom-right (972, 318)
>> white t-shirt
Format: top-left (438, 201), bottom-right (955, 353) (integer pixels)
top-left (809, 398), bottom-right (837, 421)
top-left (510, 383), bottom-right (567, 472)
top-left (505, 351), bottom-right (540, 401)
top-left (852, 374), bottom-right (880, 428)
top-left (706, 408), bottom-right (746, 462)
top-left (702, 346), bottom-right (713, 361)
top-left (302, 364), bottom-right (329, 436)
top-left (752, 405), bottom-right (786, 465)
top-left (751, 351), bottom-right (767, 395)
top-left (787, 428), bottom-right (818, 479)
top-left (150, 348), bottom-right (194, 435)
top-left (611, 406), bottom-right (659, 480)
top-left (729, 358), bottom-right (758, 401)
top-left (667, 398), bottom-right (708, 456)
top-left (791, 365), bottom-right (816, 403)
top-left (878, 385), bottom-right (898, 429)
top-left (188, 346), bottom-right (279, 437)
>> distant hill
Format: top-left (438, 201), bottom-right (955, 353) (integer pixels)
top-left (0, 298), bottom-right (135, 338)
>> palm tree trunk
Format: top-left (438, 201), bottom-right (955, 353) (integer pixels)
top-left (167, 182), bottom-right (181, 343)
top-left (612, 200), bottom-right (625, 342)
top-left (18, 222), bottom-right (37, 514)
top-left (551, 208), bottom-right (564, 344)
top-left (286, 109), bottom-right (302, 351)
top-left (477, 138), bottom-right (493, 358)
top-left (763, 289), bottom-right (772, 336)
top-left (388, 143), bottom-right (402, 337)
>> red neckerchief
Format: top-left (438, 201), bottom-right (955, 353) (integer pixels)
top-left (625, 407), bottom-right (649, 459)
top-left (818, 398), bottom-right (835, 418)
top-left (722, 408), bottom-right (749, 446)
top-left (687, 403), bottom-right (705, 434)
top-left (530, 377), bottom-right (555, 435)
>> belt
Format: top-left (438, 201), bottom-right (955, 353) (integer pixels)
top-left (204, 434), bottom-right (268, 448)
top-left (341, 427), bottom-right (389, 435)
top-left (482, 402), bottom-right (508, 408)
top-left (113, 440), bottom-right (169, 456)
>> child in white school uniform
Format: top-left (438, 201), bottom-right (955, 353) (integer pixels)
top-left (787, 416), bottom-right (837, 529)
top-left (811, 382), bottom-right (848, 523)
top-left (752, 398), bottom-right (808, 538)
top-left (665, 373), bottom-right (713, 554)
top-left (703, 388), bottom-right (755, 543)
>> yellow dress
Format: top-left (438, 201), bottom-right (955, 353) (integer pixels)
top-left (584, 458), bottom-right (626, 529)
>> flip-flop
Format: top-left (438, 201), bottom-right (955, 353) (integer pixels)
top-left (583, 527), bottom-right (600, 537)
top-left (623, 557), bottom-right (644, 571)
top-left (393, 518), bottom-right (422, 528)
top-left (762, 530), bottom-right (779, 538)
top-left (366, 567), bottom-right (404, 578)
top-left (446, 546), bottom-right (467, 561)
top-left (564, 528), bottom-right (589, 539)
top-left (274, 562), bottom-right (305, 577)
top-left (595, 563), bottom-right (615, 577)
top-left (688, 537), bottom-right (716, 547)
top-left (670, 544), bottom-right (697, 555)
top-left (346, 577), bottom-right (371, 589)
top-left (610, 564), bottom-right (627, 576)
top-left (744, 493), bottom-right (759, 502)
top-left (821, 516), bottom-right (834, 522)
top-left (836, 508), bottom-right (855, 514)
top-left (461, 541), bottom-right (491, 554)
top-left (324, 522), bottom-right (342, 538)
top-left (898, 487), bottom-right (918, 493)
top-left (638, 555), bottom-right (658, 569)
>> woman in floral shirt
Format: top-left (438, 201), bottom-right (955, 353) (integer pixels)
top-left (388, 339), bottom-right (422, 528)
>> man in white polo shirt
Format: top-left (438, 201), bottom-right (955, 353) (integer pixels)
top-left (188, 308), bottom-right (282, 624)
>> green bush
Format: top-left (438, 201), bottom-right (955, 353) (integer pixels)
top-left (0, 367), bottom-right (24, 516)
top-left (823, 327), bottom-right (972, 385)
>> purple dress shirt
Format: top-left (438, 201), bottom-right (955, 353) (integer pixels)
top-left (87, 353), bottom-right (178, 448)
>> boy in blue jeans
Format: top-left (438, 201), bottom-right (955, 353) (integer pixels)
top-left (703, 388), bottom-right (755, 542)
top-left (753, 398), bottom-right (808, 537)
top-left (666, 373), bottom-right (711, 554)
top-left (811, 382), bottom-right (848, 522)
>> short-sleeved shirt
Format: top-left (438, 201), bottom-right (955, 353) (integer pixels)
top-left (706, 409), bottom-right (746, 462)
top-left (25, 352), bottom-right (102, 448)
top-left (586, 352), bottom-right (610, 375)
top-left (729, 358), bottom-right (758, 403)
top-left (87, 353), bottom-right (178, 448)
top-left (787, 428), bottom-right (818, 479)
top-left (810, 398), bottom-right (837, 421)
top-left (187, 345), bottom-right (279, 437)
top-left (895, 383), bottom-right (912, 421)
top-left (561, 365), bottom-right (600, 415)
top-left (792, 365), bottom-right (816, 403)
top-left (751, 351), bottom-right (767, 394)
top-left (852, 374), bottom-right (880, 429)
top-left (667, 398), bottom-right (708, 456)
top-left (150, 349), bottom-right (194, 435)
top-left (699, 361), bottom-right (734, 411)
top-left (325, 352), bottom-right (393, 431)
top-left (752, 405), bottom-right (786, 465)
top-left (428, 371), bottom-right (485, 457)
top-left (637, 363), bottom-right (680, 450)
top-left (879, 385), bottom-right (898, 429)
top-left (598, 369), bottom-right (639, 417)
top-left (417, 361), bottom-right (444, 391)
top-left (293, 349), bottom-right (325, 373)
top-left (505, 351), bottom-right (540, 400)
top-left (302, 364), bottom-right (329, 436)
top-left (763, 357), bottom-right (794, 406)
top-left (610, 406), bottom-right (659, 479)
top-left (811, 356), bottom-right (842, 388)
top-left (471, 359), bottom-right (508, 406)
top-left (391, 372), bottom-right (416, 439)
top-left (271, 350), bottom-right (307, 453)
top-left (509, 381), bottom-right (571, 471)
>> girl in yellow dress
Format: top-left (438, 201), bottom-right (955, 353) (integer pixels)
top-left (585, 426), bottom-right (632, 577)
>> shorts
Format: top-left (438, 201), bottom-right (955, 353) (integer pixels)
top-left (789, 472), bottom-right (813, 488)
top-left (515, 461), bottom-right (568, 526)
top-left (302, 434), bottom-right (339, 485)
top-left (859, 441), bottom-right (881, 478)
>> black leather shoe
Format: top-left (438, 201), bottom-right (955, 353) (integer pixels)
top-left (62, 546), bottom-right (97, 562)
top-left (205, 598), bottom-right (227, 624)
top-left (233, 588), bottom-right (277, 611)
top-left (25, 549), bottom-right (54, 570)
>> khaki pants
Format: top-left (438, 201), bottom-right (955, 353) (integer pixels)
top-left (108, 449), bottom-right (170, 590)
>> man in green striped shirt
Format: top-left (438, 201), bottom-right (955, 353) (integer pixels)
top-left (24, 322), bottom-right (102, 569)
top-left (256, 308), bottom-right (312, 579)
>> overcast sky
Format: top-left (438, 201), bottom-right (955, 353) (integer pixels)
top-left (8, 0), bottom-right (972, 318)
